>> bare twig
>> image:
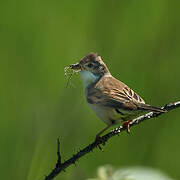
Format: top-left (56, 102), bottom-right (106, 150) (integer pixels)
top-left (44, 101), bottom-right (180, 180)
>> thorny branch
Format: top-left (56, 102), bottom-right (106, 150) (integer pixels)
top-left (44, 101), bottom-right (180, 180)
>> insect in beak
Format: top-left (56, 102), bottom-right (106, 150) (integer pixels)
top-left (69, 63), bottom-right (82, 71)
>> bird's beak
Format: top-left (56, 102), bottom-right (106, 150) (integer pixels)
top-left (69, 63), bottom-right (82, 71)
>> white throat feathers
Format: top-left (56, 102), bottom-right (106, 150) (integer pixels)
top-left (80, 70), bottom-right (100, 88)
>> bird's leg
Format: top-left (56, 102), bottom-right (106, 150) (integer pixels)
top-left (122, 120), bottom-right (131, 133)
top-left (95, 124), bottom-right (112, 140)
top-left (95, 124), bottom-right (111, 150)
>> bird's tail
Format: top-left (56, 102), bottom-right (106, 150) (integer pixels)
top-left (137, 103), bottom-right (167, 113)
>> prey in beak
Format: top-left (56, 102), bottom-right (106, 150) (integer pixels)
top-left (68, 63), bottom-right (82, 71)
top-left (64, 62), bottom-right (82, 88)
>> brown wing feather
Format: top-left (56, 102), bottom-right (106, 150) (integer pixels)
top-left (87, 76), bottom-right (166, 113)
top-left (87, 76), bottom-right (144, 110)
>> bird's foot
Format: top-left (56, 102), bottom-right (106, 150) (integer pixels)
top-left (122, 120), bottom-right (131, 133)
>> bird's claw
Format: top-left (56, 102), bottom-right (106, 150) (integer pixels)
top-left (122, 120), bottom-right (131, 134)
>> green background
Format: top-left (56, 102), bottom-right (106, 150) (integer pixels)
top-left (0, 0), bottom-right (180, 179)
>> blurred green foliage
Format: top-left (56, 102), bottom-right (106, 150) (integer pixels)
top-left (0, 0), bottom-right (180, 180)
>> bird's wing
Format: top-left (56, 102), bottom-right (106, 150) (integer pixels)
top-left (87, 76), bottom-right (165, 113)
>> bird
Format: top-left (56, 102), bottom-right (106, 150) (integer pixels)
top-left (68, 53), bottom-right (166, 141)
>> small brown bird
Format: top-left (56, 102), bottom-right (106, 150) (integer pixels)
top-left (69, 53), bottom-right (166, 140)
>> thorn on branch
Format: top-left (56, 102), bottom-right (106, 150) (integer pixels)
top-left (163, 104), bottom-right (168, 109)
top-left (56, 137), bottom-right (61, 168)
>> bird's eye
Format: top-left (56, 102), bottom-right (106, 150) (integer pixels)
top-left (87, 63), bottom-right (93, 68)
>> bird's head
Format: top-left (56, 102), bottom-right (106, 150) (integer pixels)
top-left (69, 53), bottom-right (110, 76)
top-left (69, 53), bottom-right (110, 87)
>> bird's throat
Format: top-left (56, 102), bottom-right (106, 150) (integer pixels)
top-left (80, 71), bottom-right (100, 88)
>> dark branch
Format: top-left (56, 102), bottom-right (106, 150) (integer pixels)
top-left (44, 101), bottom-right (180, 180)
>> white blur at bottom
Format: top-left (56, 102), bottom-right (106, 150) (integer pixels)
top-left (86, 165), bottom-right (174, 180)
